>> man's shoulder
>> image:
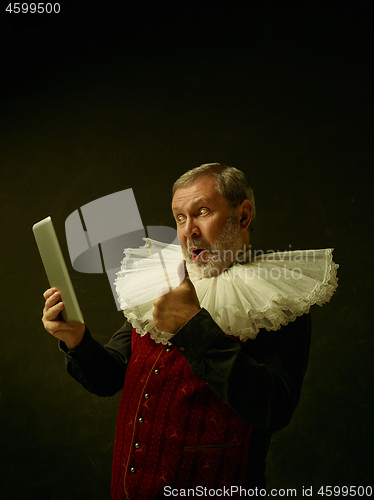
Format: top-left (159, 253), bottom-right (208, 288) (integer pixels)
top-left (260, 313), bottom-right (311, 338)
top-left (242, 313), bottom-right (311, 357)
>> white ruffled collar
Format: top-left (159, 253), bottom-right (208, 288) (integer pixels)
top-left (115, 239), bottom-right (338, 345)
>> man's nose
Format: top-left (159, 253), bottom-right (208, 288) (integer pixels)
top-left (184, 218), bottom-right (200, 238)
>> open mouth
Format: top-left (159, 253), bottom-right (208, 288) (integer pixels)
top-left (191, 248), bottom-right (208, 261)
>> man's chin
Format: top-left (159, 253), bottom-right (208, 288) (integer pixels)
top-left (186, 259), bottom-right (225, 279)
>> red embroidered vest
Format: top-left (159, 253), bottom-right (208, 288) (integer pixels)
top-left (111, 329), bottom-right (253, 500)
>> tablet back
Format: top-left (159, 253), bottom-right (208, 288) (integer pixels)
top-left (33, 216), bottom-right (84, 324)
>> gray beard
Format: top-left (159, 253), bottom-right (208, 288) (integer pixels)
top-left (182, 214), bottom-right (244, 279)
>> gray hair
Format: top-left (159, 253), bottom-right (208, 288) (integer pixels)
top-left (172, 163), bottom-right (256, 232)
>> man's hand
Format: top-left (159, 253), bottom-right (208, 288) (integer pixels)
top-left (42, 288), bottom-right (86, 350)
top-left (153, 260), bottom-right (201, 334)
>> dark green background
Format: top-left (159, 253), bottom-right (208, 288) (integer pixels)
top-left (1, 2), bottom-right (372, 498)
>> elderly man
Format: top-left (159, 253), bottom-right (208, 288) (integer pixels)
top-left (42, 163), bottom-right (312, 499)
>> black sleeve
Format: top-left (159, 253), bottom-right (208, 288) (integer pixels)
top-left (59, 321), bottom-right (132, 397)
top-left (170, 309), bottom-right (311, 433)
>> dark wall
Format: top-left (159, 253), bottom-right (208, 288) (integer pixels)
top-left (1, 2), bottom-right (372, 498)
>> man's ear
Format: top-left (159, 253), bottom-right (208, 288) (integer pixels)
top-left (238, 199), bottom-right (252, 231)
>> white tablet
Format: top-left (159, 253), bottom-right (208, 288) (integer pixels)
top-left (33, 216), bottom-right (84, 324)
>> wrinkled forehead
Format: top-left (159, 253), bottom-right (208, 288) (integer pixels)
top-left (172, 176), bottom-right (226, 212)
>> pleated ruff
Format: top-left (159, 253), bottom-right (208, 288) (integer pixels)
top-left (115, 239), bottom-right (338, 344)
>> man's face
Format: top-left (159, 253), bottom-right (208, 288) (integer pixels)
top-left (172, 175), bottom-right (244, 278)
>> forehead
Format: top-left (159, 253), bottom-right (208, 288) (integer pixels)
top-left (172, 176), bottom-right (227, 212)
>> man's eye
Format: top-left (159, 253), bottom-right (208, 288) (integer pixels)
top-left (177, 215), bottom-right (185, 223)
top-left (199, 209), bottom-right (208, 216)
